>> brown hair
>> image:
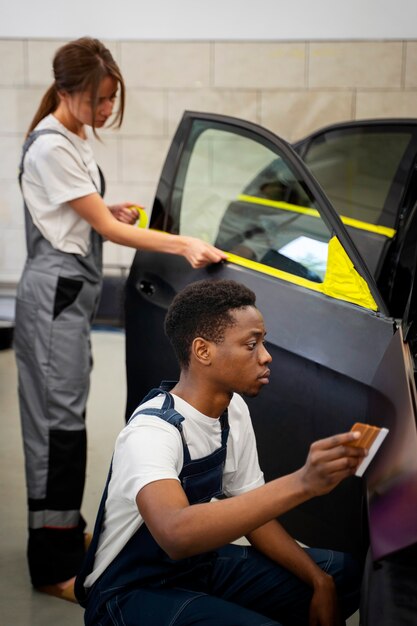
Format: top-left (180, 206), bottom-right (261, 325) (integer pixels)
top-left (26, 37), bottom-right (125, 137)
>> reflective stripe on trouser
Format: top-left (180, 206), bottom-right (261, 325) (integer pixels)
top-left (29, 509), bottom-right (81, 529)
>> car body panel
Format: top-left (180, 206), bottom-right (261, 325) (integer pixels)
top-left (125, 112), bottom-right (417, 558)
top-left (365, 327), bottom-right (417, 561)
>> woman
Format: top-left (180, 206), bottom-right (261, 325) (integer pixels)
top-left (14, 37), bottom-right (225, 600)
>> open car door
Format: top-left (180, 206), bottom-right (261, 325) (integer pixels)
top-left (295, 119), bottom-right (417, 318)
top-left (125, 112), bottom-right (417, 560)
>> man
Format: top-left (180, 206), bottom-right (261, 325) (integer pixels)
top-left (75, 279), bottom-right (365, 625)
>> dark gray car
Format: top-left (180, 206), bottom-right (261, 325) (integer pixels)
top-left (124, 113), bottom-right (417, 620)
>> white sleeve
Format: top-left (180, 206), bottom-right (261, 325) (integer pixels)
top-left (33, 136), bottom-right (97, 204)
top-left (223, 394), bottom-right (265, 497)
top-left (111, 415), bottom-right (184, 504)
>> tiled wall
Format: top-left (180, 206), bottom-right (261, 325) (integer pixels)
top-left (1, 39), bottom-right (416, 283)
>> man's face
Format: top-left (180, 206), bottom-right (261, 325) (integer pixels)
top-left (209, 306), bottom-right (272, 397)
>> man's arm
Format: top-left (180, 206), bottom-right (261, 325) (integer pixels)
top-left (136, 431), bottom-right (365, 561)
top-left (247, 520), bottom-right (342, 626)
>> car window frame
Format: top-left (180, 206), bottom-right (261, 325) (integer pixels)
top-left (294, 119), bottom-right (417, 233)
top-left (151, 111), bottom-right (388, 314)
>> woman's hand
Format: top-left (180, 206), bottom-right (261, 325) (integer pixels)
top-left (181, 236), bottom-right (227, 268)
top-left (109, 203), bottom-right (139, 225)
top-left (70, 194), bottom-right (226, 266)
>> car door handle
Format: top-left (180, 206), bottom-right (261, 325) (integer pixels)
top-left (134, 273), bottom-right (177, 308)
top-left (139, 280), bottom-right (156, 296)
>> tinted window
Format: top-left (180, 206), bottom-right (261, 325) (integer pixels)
top-left (177, 127), bottom-right (331, 283)
top-left (301, 129), bottom-right (412, 228)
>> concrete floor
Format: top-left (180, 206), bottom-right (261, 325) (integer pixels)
top-left (0, 330), bottom-right (359, 625)
top-left (0, 330), bottom-right (125, 626)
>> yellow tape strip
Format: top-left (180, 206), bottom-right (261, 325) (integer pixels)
top-left (238, 194), bottom-right (396, 239)
top-left (132, 205), bottom-right (149, 229)
top-left (225, 252), bottom-right (324, 293)
top-left (321, 237), bottom-right (378, 311)
top-left (225, 235), bottom-right (378, 312)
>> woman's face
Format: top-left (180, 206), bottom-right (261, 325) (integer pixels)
top-left (61, 75), bottom-right (118, 129)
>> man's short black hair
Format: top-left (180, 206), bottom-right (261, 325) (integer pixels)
top-left (165, 279), bottom-right (257, 369)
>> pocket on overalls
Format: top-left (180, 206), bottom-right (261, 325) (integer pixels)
top-left (46, 315), bottom-right (91, 429)
top-left (14, 298), bottom-right (38, 356)
top-left (182, 465), bottom-right (224, 504)
top-left (53, 276), bottom-right (83, 319)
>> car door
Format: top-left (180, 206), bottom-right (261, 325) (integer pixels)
top-left (295, 120), bottom-right (417, 318)
top-left (125, 111), bottom-right (413, 558)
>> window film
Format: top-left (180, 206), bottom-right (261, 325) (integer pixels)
top-left (171, 120), bottom-right (377, 310)
top-left (179, 127), bottom-right (331, 283)
top-left (302, 129), bottom-right (412, 229)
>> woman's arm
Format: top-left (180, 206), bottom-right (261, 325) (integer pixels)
top-left (69, 192), bottom-right (227, 268)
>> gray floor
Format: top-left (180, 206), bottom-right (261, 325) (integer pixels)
top-left (0, 330), bottom-right (125, 626)
top-left (0, 330), bottom-right (359, 625)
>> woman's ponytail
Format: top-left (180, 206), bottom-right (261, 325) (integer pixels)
top-left (26, 84), bottom-right (59, 137)
top-left (25, 38), bottom-right (125, 138)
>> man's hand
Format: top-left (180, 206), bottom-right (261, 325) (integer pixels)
top-left (309, 572), bottom-right (343, 626)
top-left (299, 431), bottom-right (366, 498)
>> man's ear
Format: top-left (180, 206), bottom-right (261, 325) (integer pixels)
top-left (192, 337), bottom-right (212, 366)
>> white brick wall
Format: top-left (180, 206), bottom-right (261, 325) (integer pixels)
top-left (1, 38), bottom-right (416, 283)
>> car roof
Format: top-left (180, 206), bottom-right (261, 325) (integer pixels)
top-left (294, 118), bottom-right (417, 147)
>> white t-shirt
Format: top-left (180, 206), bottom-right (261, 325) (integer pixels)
top-left (84, 392), bottom-right (265, 588)
top-left (21, 114), bottom-right (101, 256)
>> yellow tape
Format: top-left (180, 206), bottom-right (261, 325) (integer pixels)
top-left (225, 235), bottom-right (378, 311)
top-left (225, 252), bottom-right (325, 293)
top-left (131, 205), bottom-right (148, 229)
top-left (322, 237), bottom-right (378, 310)
top-left (238, 194), bottom-right (396, 239)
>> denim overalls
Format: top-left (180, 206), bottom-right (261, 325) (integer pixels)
top-left (76, 385), bottom-right (361, 625)
top-left (75, 382), bottom-right (230, 621)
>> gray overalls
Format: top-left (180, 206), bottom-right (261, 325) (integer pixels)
top-left (14, 129), bottom-right (104, 586)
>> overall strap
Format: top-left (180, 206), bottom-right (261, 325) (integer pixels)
top-left (135, 380), bottom-right (177, 407)
top-left (129, 385), bottom-right (176, 422)
top-left (128, 386), bottom-right (189, 458)
top-left (19, 128), bottom-right (104, 197)
top-left (219, 410), bottom-right (230, 446)
top-left (130, 382), bottom-right (230, 453)
top-left (19, 129), bottom-right (71, 188)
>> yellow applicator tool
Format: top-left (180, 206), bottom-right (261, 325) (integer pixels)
top-left (131, 205), bottom-right (149, 229)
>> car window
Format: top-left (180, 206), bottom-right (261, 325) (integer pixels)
top-left (300, 129), bottom-right (413, 229)
top-left (165, 118), bottom-right (379, 311)
top-left (179, 127), bottom-right (331, 283)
